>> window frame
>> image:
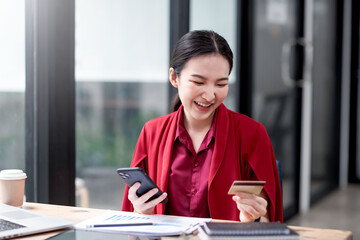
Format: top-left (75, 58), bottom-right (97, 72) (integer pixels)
top-left (25, 0), bottom-right (76, 205)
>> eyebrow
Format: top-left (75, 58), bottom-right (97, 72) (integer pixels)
top-left (191, 74), bottom-right (229, 81)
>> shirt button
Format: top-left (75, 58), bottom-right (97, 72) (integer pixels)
top-left (194, 161), bottom-right (199, 167)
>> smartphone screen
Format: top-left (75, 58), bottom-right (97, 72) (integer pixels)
top-left (117, 167), bottom-right (168, 203)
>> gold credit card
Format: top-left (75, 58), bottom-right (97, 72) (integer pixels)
top-left (227, 180), bottom-right (266, 195)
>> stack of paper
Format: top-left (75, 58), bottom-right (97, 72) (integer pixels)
top-left (75, 210), bottom-right (211, 236)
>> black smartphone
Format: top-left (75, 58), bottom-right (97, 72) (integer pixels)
top-left (117, 167), bottom-right (168, 203)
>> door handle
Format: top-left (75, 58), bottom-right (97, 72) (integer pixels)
top-left (281, 38), bottom-right (313, 87)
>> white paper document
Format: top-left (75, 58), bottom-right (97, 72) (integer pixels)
top-left (75, 210), bottom-right (211, 236)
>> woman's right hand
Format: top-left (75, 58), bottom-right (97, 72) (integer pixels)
top-left (128, 182), bottom-right (168, 215)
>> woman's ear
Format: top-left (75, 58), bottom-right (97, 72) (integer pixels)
top-left (169, 68), bottom-right (179, 88)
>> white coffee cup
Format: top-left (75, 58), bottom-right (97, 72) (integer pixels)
top-left (0, 169), bottom-right (27, 207)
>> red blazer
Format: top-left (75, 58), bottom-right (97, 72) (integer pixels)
top-left (121, 104), bottom-right (283, 222)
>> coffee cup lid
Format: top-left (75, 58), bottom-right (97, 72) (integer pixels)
top-left (0, 169), bottom-right (27, 180)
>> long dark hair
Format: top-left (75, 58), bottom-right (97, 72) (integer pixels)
top-left (170, 30), bottom-right (233, 112)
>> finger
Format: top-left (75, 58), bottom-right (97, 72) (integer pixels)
top-left (240, 211), bottom-right (254, 223)
top-left (238, 203), bottom-right (260, 219)
top-left (236, 195), bottom-right (267, 208)
top-left (129, 182), bottom-right (141, 193)
top-left (235, 192), bottom-right (259, 203)
top-left (128, 182), bottom-right (141, 202)
top-left (235, 193), bottom-right (268, 210)
top-left (135, 192), bottom-right (167, 214)
top-left (233, 193), bottom-right (257, 206)
top-left (137, 188), bottom-right (160, 203)
top-left (235, 191), bottom-right (254, 198)
top-left (132, 189), bottom-right (158, 214)
top-left (236, 190), bottom-right (268, 207)
top-left (232, 195), bottom-right (266, 220)
top-left (236, 199), bottom-right (267, 217)
top-left (146, 192), bottom-right (168, 206)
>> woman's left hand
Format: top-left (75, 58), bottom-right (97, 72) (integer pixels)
top-left (232, 190), bottom-right (269, 222)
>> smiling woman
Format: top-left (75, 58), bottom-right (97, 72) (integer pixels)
top-left (169, 54), bottom-right (230, 152)
top-left (170, 55), bottom-right (230, 104)
top-left (121, 30), bottom-right (283, 223)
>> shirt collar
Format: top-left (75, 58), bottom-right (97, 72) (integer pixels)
top-left (174, 106), bottom-right (218, 144)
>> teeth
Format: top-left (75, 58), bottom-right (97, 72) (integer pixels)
top-left (195, 101), bottom-right (212, 108)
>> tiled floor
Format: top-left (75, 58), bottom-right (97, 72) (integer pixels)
top-left (286, 184), bottom-right (360, 239)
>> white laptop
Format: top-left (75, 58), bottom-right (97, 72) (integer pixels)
top-left (0, 203), bottom-right (73, 239)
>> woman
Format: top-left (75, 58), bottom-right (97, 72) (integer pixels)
top-left (121, 30), bottom-right (283, 222)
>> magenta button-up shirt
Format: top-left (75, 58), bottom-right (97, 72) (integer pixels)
top-left (165, 108), bottom-right (217, 218)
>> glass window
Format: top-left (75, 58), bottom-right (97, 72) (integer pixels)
top-left (75, 0), bottom-right (169, 209)
top-left (0, 0), bottom-right (26, 170)
top-left (190, 0), bottom-right (237, 110)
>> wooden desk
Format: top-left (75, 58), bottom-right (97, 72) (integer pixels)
top-left (14, 202), bottom-right (353, 240)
